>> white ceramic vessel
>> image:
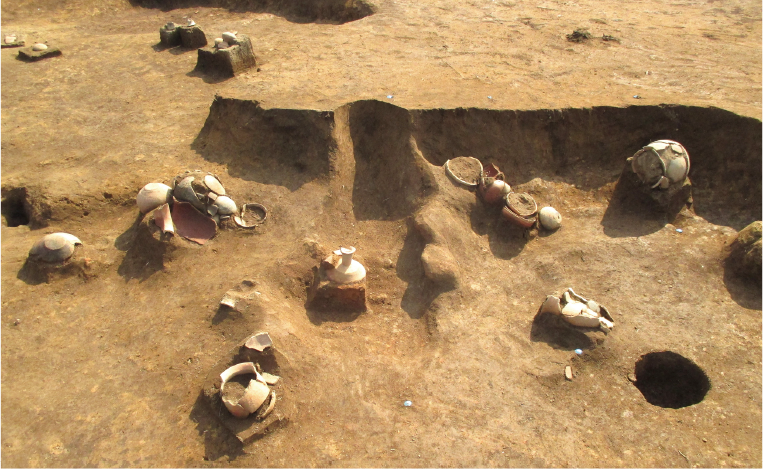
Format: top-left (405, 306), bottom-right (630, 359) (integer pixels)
top-left (326, 246), bottom-right (367, 283)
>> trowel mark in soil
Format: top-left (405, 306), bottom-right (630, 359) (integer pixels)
top-left (633, 351), bottom-right (711, 409)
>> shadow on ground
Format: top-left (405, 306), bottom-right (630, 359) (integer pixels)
top-left (189, 392), bottom-right (246, 462)
top-left (530, 311), bottom-right (598, 351)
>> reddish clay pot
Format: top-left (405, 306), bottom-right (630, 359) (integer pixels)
top-left (479, 178), bottom-right (511, 204)
top-left (501, 205), bottom-right (536, 228)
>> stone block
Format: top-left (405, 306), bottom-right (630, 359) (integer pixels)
top-left (1, 40), bottom-right (25, 48)
top-left (194, 35), bottom-right (256, 78)
top-left (307, 266), bottom-right (366, 312)
top-left (18, 47), bottom-right (62, 62)
top-left (159, 25), bottom-right (180, 47)
top-left (178, 25), bottom-right (207, 49)
top-left (421, 243), bottom-right (459, 289)
top-left (727, 221), bottom-right (762, 282)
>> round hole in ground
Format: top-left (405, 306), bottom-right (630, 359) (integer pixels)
top-left (1, 188), bottom-right (30, 227)
top-left (633, 351), bottom-right (711, 409)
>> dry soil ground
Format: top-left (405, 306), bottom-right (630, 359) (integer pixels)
top-left (1, 0), bottom-right (762, 467)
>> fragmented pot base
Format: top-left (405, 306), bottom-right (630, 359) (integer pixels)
top-left (202, 334), bottom-right (292, 444)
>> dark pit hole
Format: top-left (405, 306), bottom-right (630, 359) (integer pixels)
top-left (633, 351), bottom-right (711, 409)
top-left (1, 188), bottom-right (31, 227)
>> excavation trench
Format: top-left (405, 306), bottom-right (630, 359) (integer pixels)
top-left (194, 98), bottom-right (762, 229)
top-left (130, 0), bottom-right (375, 24)
top-left (191, 98), bottom-right (762, 323)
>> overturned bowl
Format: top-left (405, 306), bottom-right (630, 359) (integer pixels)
top-left (29, 233), bottom-right (82, 263)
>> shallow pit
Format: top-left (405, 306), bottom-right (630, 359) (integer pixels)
top-left (1, 188), bottom-right (30, 227)
top-left (633, 351), bottom-right (711, 409)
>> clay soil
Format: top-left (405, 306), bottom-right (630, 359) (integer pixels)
top-left (1, 0), bottom-right (762, 467)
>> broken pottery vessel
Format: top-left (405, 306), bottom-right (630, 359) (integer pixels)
top-left (540, 287), bottom-right (614, 332)
top-left (245, 332), bottom-right (273, 352)
top-left (234, 203), bottom-right (267, 229)
top-left (220, 362), bottom-right (273, 419)
top-left (631, 140), bottom-right (690, 189)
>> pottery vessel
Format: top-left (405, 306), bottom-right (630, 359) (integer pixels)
top-left (213, 195), bottom-right (237, 215)
top-left (221, 32), bottom-right (237, 44)
top-left (220, 362), bottom-right (271, 419)
top-left (501, 205), bottom-right (535, 228)
top-left (326, 246), bottom-right (367, 283)
top-left (631, 139), bottom-right (690, 189)
top-left (137, 182), bottom-right (173, 214)
top-left (538, 206), bottom-right (562, 230)
top-left (29, 233), bottom-right (82, 263)
top-left (480, 178), bottom-right (511, 204)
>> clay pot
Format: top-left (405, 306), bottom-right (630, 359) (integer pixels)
top-left (480, 178), bottom-right (511, 205)
top-left (326, 246), bottom-right (367, 284)
top-left (32, 43), bottom-right (47, 51)
top-left (220, 362), bottom-right (271, 419)
top-left (213, 195), bottom-right (237, 215)
top-left (631, 139), bottom-right (690, 189)
top-left (222, 32), bottom-right (237, 44)
top-left (501, 205), bottom-right (535, 227)
top-left (203, 174), bottom-right (225, 195)
top-left (137, 182), bottom-right (173, 214)
top-left (29, 233), bottom-right (82, 263)
top-left (506, 192), bottom-right (538, 217)
top-left (538, 206), bottom-right (562, 230)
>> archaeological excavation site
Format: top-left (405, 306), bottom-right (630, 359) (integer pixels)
top-left (1, 0), bottom-right (761, 466)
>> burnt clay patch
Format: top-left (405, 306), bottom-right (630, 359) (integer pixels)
top-left (633, 351), bottom-right (711, 409)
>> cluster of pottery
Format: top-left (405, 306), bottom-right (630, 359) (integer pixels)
top-left (163, 19), bottom-right (195, 31)
top-left (477, 162), bottom-right (562, 231)
top-left (137, 170), bottom-right (265, 235)
top-left (220, 332), bottom-right (279, 419)
top-left (214, 31), bottom-right (239, 50)
top-left (540, 287), bottom-right (615, 332)
top-left (28, 232), bottom-right (82, 263)
top-left (631, 140), bottom-right (690, 189)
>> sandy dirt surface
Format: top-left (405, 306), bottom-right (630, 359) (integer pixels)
top-left (1, 0), bottom-right (762, 467)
